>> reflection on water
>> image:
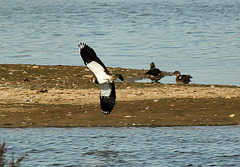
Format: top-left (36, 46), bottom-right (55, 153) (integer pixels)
top-left (1, 126), bottom-right (240, 166)
top-left (0, 0), bottom-right (240, 86)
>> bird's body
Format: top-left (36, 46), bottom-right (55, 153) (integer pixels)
top-left (78, 43), bottom-right (123, 114)
top-left (145, 68), bottom-right (161, 76)
top-left (173, 71), bottom-right (192, 84)
top-left (145, 62), bottom-right (172, 82)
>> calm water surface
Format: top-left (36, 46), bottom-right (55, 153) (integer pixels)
top-left (0, 0), bottom-right (240, 86)
top-left (1, 126), bottom-right (240, 166)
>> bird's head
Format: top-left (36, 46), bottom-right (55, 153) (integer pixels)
top-left (150, 62), bottom-right (156, 69)
top-left (173, 71), bottom-right (181, 77)
top-left (115, 74), bottom-right (124, 81)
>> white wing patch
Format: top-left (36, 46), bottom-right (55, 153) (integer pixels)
top-left (100, 83), bottom-right (112, 97)
top-left (87, 61), bottom-right (111, 84)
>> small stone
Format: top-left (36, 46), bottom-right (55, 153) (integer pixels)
top-left (54, 98), bottom-right (61, 101)
top-left (39, 89), bottom-right (48, 93)
top-left (26, 99), bottom-right (32, 103)
top-left (32, 66), bottom-right (39, 69)
top-left (229, 114), bottom-right (235, 118)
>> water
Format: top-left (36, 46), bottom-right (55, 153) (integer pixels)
top-left (0, 0), bottom-right (239, 86)
top-left (1, 126), bottom-right (240, 166)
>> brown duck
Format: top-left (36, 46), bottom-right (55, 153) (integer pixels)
top-left (173, 71), bottom-right (192, 84)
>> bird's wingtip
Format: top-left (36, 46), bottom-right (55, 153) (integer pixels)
top-left (78, 42), bottom-right (85, 49)
top-left (101, 110), bottom-right (111, 115)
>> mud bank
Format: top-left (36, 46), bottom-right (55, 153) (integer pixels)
top-left (0, 64), bottom-right (239, 127)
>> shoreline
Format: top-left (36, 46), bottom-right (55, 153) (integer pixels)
top-left (0, 64), bottom-right (239, 128)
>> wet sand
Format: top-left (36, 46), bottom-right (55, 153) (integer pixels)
top-left (0, 64), bottom-right (239, 128)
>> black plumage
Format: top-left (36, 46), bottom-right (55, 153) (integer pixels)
top-left (145, 62), bottom-right (172, 82)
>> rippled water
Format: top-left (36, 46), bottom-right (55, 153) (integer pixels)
top-left (0, 0), bottom-right (240, 86)
top-left (1, 126), bottom-right (240, 166)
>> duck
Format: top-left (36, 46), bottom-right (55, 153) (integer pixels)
top-left (145, 62), bottom-right (172, 82)
top-left (172, 71), bottom-right (192, 84)
top-left (78, 42), bottom-right (124, 114)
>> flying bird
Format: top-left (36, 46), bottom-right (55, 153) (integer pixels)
top-left (78, 42), bottom-right (124, 114)
top-left (145, 62), bottom-right (172, 82)
top-left (173, 71), bottom-right (192, 84)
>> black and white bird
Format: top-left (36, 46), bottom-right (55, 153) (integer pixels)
top-left (78, 42), bottom-right (124, 114)
top-left (173, 71), bottom-right (192, 84)
top-left (145, 62), bottom-right (172, 82)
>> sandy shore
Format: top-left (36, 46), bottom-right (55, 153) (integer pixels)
top-left (0, 64), bottom-right (239, 127)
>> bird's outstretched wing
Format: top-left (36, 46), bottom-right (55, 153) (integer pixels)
top-left (100, 82), bottom-right (116, 114)
top-left (78, 43), bottom-right (111, 77)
